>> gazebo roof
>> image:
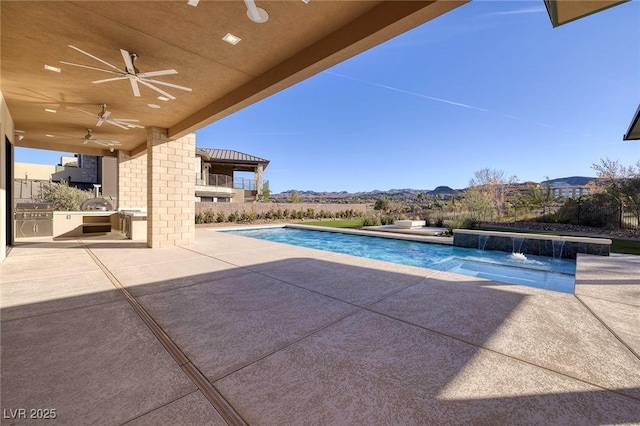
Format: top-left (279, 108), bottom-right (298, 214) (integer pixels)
top-left (196, 148), bottom-right (269, 169)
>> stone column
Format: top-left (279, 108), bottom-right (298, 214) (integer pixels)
top-left (255, 163), bottom-right (264, 199)
top-left (147, 128), bottom-right (195, 248)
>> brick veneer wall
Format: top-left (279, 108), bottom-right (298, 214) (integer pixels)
top-left (117, 150), bottom-right (147, 209)
top-left (147, 129), bottom-right (195, 248)
top-left (196, 202), bottom-right (373, 216)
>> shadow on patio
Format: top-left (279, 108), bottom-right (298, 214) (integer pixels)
top-left (1, 235), bottom-right (639, 424)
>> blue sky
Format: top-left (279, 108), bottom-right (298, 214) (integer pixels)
top-left (16, 1), bottom-right (640, 193)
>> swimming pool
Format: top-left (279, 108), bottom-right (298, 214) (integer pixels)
top-left (225, 227), bottom-right (576, 294)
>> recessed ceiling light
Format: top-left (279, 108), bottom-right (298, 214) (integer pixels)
top-left (44, 64), bottom-right (61, 73)
top-left (187, 0), bottom-right (199, 6)
top-left (301, 0), bottom-right (310, 3)
top-left (157, 96), bottom-right (170, 102)
top-left (44, 108), bottom-right (57, 113)
top-left (147, 103), bottom-right (161, 109)
top-left (17, 135), bottom-right (25, 141)
top-left (222, 33), bottom-right (241, 45)
top-left (45, 134), bottom-right (54, 138)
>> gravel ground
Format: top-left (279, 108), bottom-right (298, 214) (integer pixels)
top-left (482, 222), bottom-right (640, 241)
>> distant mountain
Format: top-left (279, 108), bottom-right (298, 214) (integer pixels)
top-left (541, 176), bottom-right (598, 186)
top-left (272, 176), bottom-right (598, 202)
top-left (429, 186), bottom-right (459, 195)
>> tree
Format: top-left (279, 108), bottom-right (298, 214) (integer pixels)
top-left (468, 168), bottom-right (518, 219)
top-left (374, 198), bottom-right (390, 212)
top-left (527, 182), bottom-right (554, 216)
top-left (460, 186), bottom-right (491, 221)
top-left (290, 190), bottom-right (302, 203)
top-left (258, 187), bottom-right (271, 202)
top-left (592, 158), bottom-right (640, 227)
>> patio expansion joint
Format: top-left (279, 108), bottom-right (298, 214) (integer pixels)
top-left (575, 294), bottom-right (640, 361)
top-left (575, 293), bottom-right (640, 309)
top-left (365, 307), bottom-right (640, 404)
top-left (212, 308), bottom-right (365, 383)
top-left (119, 390), bottom-right (205, 426)
top-left (80, 241), bottom-right (247, 426)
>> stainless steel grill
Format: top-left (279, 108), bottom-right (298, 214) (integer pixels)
top-left (15, 202), bottom-right (54, 237)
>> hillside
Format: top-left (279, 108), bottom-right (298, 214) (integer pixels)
top-left (271, 176), bottom-right (599, 203)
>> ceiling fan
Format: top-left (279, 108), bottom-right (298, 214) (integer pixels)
top-left (60, 45), bottom-right (192, 100)
top-left (68, 104), bottom-right (144, 130)
top-left (52, 129), bottom-right (121, 150)
top-left (187, 0), bottom-right (270, 23)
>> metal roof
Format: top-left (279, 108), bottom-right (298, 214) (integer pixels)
top-left (196, 148), bottom-right (269, 167)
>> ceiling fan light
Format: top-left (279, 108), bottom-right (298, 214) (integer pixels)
top-left (222, 33), bottom-right (241, 45)
top-left (148, 104), bottom-right (161, 109)
top-left (45, 108), bottom-right (57, 113)
top-left (45, 134), bottom-right (54, 138)
top-left (157, 96), bottom-right (171, 101)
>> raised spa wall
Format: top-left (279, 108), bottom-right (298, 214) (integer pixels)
top-left (453, 229), bottom-right (612, 259)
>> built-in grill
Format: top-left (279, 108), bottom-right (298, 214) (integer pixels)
top-left (15, 202), bottom-right (54, 238)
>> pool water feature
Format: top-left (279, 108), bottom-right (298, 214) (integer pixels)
top-left (225, 227), bottom-right (576, 293)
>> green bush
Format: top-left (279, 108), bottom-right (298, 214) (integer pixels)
top-left (449, 217), bottom-right (477, 231)
top-left (216, 211), bottom-right (226, 223)
top-left (361, 216), bottom-right (382, 227)
top-left (195, 212), bottom-right (205, 224)
top-left (228, 211), bottom-right (239, 222)
top-left (37, 181), bottom-right (93, 211)
top-left (204, 210), bottom-right (215, 223)
top-left (435, 217), bottom-right (444, 228)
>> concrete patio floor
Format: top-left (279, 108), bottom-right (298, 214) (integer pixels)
top-left (1, 228), bottom-right (639, 425)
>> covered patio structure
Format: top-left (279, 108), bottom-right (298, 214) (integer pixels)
top-left (1, 0), bottom-right (639, 424)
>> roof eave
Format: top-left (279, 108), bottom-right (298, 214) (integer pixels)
top-left (623, 104), bottom-right (640, 141)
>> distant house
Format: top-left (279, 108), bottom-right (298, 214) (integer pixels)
top-left (195, 148), bottom-right (270, 203)
top-left (15, 148), bottom-right (270, 205)
top-left (546, 178), bottom-right (599, 199)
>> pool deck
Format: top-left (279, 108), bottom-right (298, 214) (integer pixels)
top-left (1, 228), bottom-right (639, 424)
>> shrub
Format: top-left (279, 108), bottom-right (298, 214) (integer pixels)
top-left (195, 212), bottom-right (205, 224)
top-left (228, 211), bottom-right (239, 222)
top-left (435, 217), bottom-right (444, 228)
top-left (361, 216), bottom-right (382, 227)
top-left (216, 211), bottom-right (226, 223)
top-left (449, 217), bottom-right (477, 231)
top-left (204, 210), bottom-right (215, 223)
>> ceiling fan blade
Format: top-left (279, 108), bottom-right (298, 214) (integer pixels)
top-left (187, 0), bottom-right (199, 6)
top-left (102, 110), bottom-right (112, 120)
top-left (112, 118), bottom-right (140, 122)
top-left (92, 76), bottom-right (128, 84)
top-left (96, 117), bottom-right (105, 127)
top-left (136, 69), bottom-right (178, 78)
top-left (103, 119), bottom-right (129, 130)
top-left (121, 49), bottom-right (136, 74)
top-left (67, 106), bottom-right (97, 117)
top-left (244, 0), bottom-right (262, 21)
top-left (139, 80), bottom-right (176, 100)
top-left (68, 45), bottom-right (121, 71)
top-left (142, 78), bottom-right (192, 92)
top-left (60, 61), bottom-right (123, 76)
top-left (130, 79), bottom-right (141, 97)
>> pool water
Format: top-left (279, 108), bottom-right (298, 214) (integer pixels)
top-left (225, 227), bottom-right (576, 294)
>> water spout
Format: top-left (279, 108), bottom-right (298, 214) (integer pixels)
top-left (512, 237), bottom-right (524, 254)
top-left (552, 240), bottom-right (565, 259)
top-left (478, 235), bottom-right (489, 250)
